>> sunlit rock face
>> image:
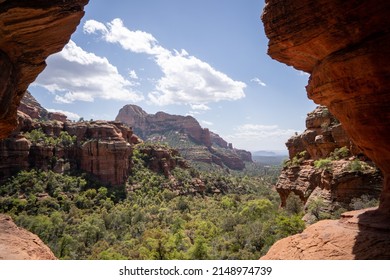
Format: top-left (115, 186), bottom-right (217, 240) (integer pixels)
top-left (276, 106), bottom-right (382, 213)
top-left (0, 0), bottom-right (89, 139)
top-left (116, 104), bottom-right (251, 170)
top-left (262, 0), bottom-right (390, 213)
top-left (261, 208), bottom-right (390, 260)
top-left (0, 214), bottom-right (57, 260)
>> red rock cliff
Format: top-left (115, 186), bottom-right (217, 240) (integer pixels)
top-left (262, 0), bottom-right (390, 213)
top-left (0, 0), bottom-right (89, 139)
top-left (0, 0), bottom-right (89, 260)
top-left (261, 0), bottom-right (390, 259)
top-left (116, 104), bottom-right (252, 170)
top-left (276, 106), bottom-right (382, 215)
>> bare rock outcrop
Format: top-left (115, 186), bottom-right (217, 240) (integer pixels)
top-left (0, 0), bottom-right (89, 261)
top-left (261, 208), bottom-right (390, 260)
top-left (0, 214), bottom-right (56, 260)
top-left (261, 0), bottom-right (390, 259)
top-left (262, 0), bottom-right (390, 213)
top-left (116, 105), bottom-right (212, 146)
top-left (0, 114), bottom-right (141, 186)
top-left (0, 0), bottom-right (89, 139)
top-left (138, 144), bottom-right (189, 178)
top-left (286, 106), bottom-right (360, 160)
top-left (276, 106), bottom-right (382, 211)
top-left (116, 104), bottom-right (252, 170)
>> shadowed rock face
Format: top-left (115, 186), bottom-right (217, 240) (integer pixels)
top-left (0, 0), bottom-right (89, 139)
top-left (262, 0), bottom-right (390, 213)
top-left (0, 1), bottom-right (89, 260)
top-left (261, 0), bottom-right (390, 260)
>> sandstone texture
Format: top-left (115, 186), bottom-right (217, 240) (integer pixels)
top-left (0, 112), bottom-right (140, 186)
top-left (276, 106), bottom-right (382, 211)
top-left (0, 214), bottom-right (56, 260)
top-left (261, 208), bottom-right (390, 260)
top-left (262, 0), bottom-right (390, 213)
top-left (262, 0), bottom-right (390, 259)
top-left (0, 0), bottom-right (90, 262)
top-left (116, 104), bottom-right (252, 170)
top-left (138, 144), bottom-right (189, 178)
top-left (0, 0), bottom-right (89, 139)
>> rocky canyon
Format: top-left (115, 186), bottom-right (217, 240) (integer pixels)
top-left (261, 0), bottom-right (390, 259)
top-left (1, 0), bottom-right (389, 261)
top-left (116, 104), bottom-right (252, 170)
top-left (276, 106), bottom-right (382, 217)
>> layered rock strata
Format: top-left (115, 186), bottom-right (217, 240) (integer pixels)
top-left (116, 104), bottom-right (252, 170)
top-left (0, 113), bottom-right (141, 186)
top-left (261, 0), bottom-right (390, 259)
top-left (0, 0), bottom-right (89, 260)
top-left (138, 145), bottom-right (189, 178)
top-left (0, 0), bottom-right (89, 139)
top-left (276, 106), bottom-right (382, 211)
top-left (262, 0), bottom-right (390, 213)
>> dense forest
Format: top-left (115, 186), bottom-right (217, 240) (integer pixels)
top-left (0, 143), bottom-right (305, 260)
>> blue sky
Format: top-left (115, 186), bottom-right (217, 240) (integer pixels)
top-left (29, 0), bottom-right (315, 151)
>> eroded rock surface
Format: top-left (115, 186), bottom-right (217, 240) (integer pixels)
top-left (262, 0), bottom-right (390, 213)
top-left (261, 0), bottom-right (390, 259)
top-left (0, 113), bottom-right (141, 186)
top-left (0, 0), bottom-right (89, 139)
top-left (0, 214), bottom-right (56, 260)
top-left (116, 104), bottom-right (252, 170)
top-left (276, 106), bottom-right (382, 212)
top-left (261, 208), bottom-right (390, 260)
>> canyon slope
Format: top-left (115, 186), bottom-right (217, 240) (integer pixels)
top-left (0, 0), bottom-right (89, 260)
top-left (116, 104), bottom-right (252, 170)
top-left (276, 106), bottom-right (382, 217)
top-left (261, 0), bottom-right (390, 259)
top-left (1, 94), bottom-right (141, 186)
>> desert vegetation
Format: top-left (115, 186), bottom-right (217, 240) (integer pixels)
top-left (0, 144), bottom-right (305, 260)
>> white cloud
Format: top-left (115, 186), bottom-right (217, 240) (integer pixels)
top-left (298, 70), bottom-right (310, 76)
top-left (186, 111), bottom-right (196, 116)
top-left (33, 40), bottom-right (144, 103)
top-left (83, 20), bottom-right (108, 35)
top-left (201, 120), bottom-right (213, 126)
top-left (250, 77), bottom-right (267, 87)
top-left (84, 18), bottom-right (163, 55)
top-left (84, 18), bottom-right (246, 107)
top-left (224, 124), bottom-right (299, 151)
top-left (190, 104), bottom-right (210, 111)
top-left (129, 70), bottom-right (139, 79)
top-left (47, 109), bottom-right (80, 120)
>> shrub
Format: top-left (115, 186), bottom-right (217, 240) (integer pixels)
top-left (349, 195), bottom-right (379, 210)
top-left (285, 194), bottom-right (303, 215)
top-left (330, 146), bottom-right (350, 160)
top-left (283, 151), bottom-right (307, 168)
top-left (307, 197), bottom-right (330, 221)
top-left (346, 159), bottom-right (368, 172)
top-left (314, 159), bottom-right (332, 171)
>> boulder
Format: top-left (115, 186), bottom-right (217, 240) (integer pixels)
top-left (0, 214), bottom-right (56, 260)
